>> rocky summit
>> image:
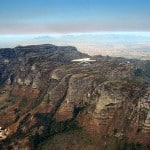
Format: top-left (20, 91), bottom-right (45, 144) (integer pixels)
top-left (0, 44), bottom-right (150, 150)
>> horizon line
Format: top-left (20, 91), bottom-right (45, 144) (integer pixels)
top-left (0, 31), bottom-right (150, 37)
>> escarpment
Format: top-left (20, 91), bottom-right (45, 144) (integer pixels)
top-left (0, 45), bottom-right (150, 150)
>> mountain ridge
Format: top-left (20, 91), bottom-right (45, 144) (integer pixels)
top-left (0, 44), bottom-right (150, 150)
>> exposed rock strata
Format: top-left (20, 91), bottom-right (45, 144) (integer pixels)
top-left (0, 45), bottom-right (150, 149)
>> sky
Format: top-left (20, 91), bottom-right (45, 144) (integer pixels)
top-left (0, 0), bottom-right (150, 35)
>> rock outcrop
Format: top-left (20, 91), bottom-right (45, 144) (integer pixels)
top-left (0, 44), bottom-right (150, 149)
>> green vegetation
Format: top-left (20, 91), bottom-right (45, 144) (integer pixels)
top-left (32, 89), bottom-right (47, 108)
top-left (105, 136), bottom-right (121, 150)
top-left (15, 114), bottom-right (20, 122)
top-left (19, 97), bottom-right (28, 107)
top-left (38, 132), bottom-right (95, 150)
top-left (113, 128), bottom-right (118, 135)
top-left (134, 68), bottom-right (143, 77)
top-left (0, 73), bottom-right (6, 88)
top-left (35, 119), bottom-right (82, 150)
top-left (125, 142), bottom-right (150, 150)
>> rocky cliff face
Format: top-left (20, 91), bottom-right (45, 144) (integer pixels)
top-left (0, 45), bottom-right (150, 150)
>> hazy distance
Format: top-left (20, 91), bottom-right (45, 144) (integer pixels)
top-left (1, 32), bottom-right (150, 60)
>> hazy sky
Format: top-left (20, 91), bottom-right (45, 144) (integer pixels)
top-left (0, 0), bottom-right (150, 35)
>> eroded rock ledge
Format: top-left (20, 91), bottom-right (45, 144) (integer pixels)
top-left (0, 45), bottom-right (150, 149)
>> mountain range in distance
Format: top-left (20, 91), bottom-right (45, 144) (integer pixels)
top-left (1, 32), bottom-right (150, 60)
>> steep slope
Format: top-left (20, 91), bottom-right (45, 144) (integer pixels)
top-left (0, 45), bottom-right (150, 150)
